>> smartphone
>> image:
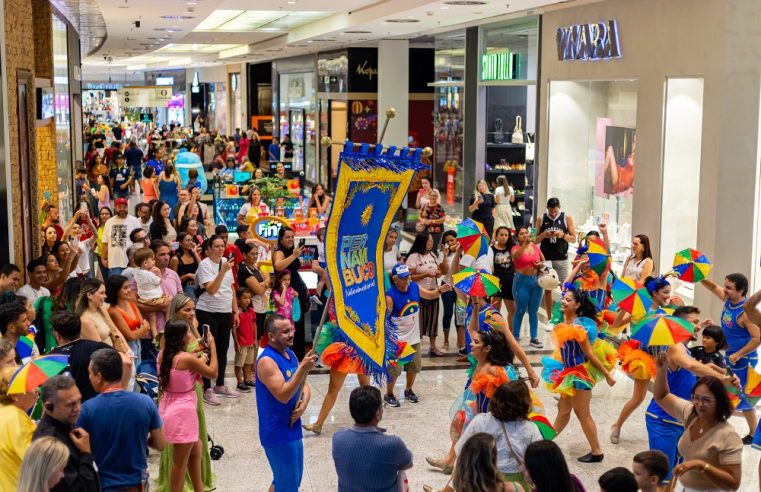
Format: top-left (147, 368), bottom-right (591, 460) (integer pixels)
top-left (298, 238), bottom-right (306, 248)
top-left (43, 191), bottom-right (51, 201)
top-left (201, 324), bottom-right (210, 347)
top-left (79, 202), bottom-right (88, 213)
top-left (227, 252), bottom-right (235, 261)
top-left (170, 242), bottom-right (180, 251)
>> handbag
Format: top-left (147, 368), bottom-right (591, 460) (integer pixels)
top-left (415, 219), bottom-right (426, 232)
top-left (525, 133), bottom-right (535, 162)
top-left (512, 115), bottom-right (524, 144)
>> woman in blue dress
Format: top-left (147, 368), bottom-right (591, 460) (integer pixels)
top-left (158, 162), bottom-right (181, 220)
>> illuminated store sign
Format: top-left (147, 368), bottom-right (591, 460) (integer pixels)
top-left (556, 20), bottom-right (622, 61)
top-left (481, 51), bottom-right (521, 81)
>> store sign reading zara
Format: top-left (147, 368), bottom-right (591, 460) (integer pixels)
top-left (556, 19), bottom-right (621, 61)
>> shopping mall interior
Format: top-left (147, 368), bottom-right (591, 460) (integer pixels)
top-left (2, 0), bottom-right (761, 490)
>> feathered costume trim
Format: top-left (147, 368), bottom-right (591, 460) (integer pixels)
top-left (469, 366), bottom-right (511, 399)
top-left (315, 320), bottom-right (414, 383)
top-left (617, 339), bottom-right (656, 380)
top-left (551, 323), bottom-right (589, 345)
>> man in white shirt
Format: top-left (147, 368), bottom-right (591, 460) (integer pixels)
top-left (134, 203), bottom-right (152, 234)
top-left (102, 198), bottom-right (142, 277)
top-left (16, 258), bottom-right (50, 306)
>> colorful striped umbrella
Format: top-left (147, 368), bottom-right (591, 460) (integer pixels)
top-left (610, 277), bottom-right (652, 319)
top-left (673, 248), bottom-right (712, 283)
top-left (529, 413), bottom-right (557, 440)
top-left (15, 335), bottom-right (36, 363)
top-left (452, 267), bottom-right (501, 297)
top-left (631, 315), bottom-right (695, 347)
top-left (583, 238), bottom-right (610, 276)
top-left (456, 218), bottom-right (490, 259)
top-left (8, 354), bottom-right (69, 395)
top-left (727, 366), bottom-right (761, 408)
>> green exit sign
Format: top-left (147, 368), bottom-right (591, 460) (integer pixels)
top-left (481, 51), bottom-right (521, 81)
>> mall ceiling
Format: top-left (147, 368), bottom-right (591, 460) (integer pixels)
top-left (81, 0), bottom-right (582, 78)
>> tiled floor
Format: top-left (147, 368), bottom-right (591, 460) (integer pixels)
top-left (148, 344), bottom-right (761, 491)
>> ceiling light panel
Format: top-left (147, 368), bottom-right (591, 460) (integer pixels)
top-left (194, 10), bottom-right (244, 30)
top-left (157, 43), bottom-right (242, 53)
top-left (193, 9), bottom-right (331, 32)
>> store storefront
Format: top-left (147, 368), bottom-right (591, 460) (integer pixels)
top-left (537, 0), bottom-right (759, 308)
top-left (52, 13), bottom-right (75, 219)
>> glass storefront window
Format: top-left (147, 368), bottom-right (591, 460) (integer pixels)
top-left (279, 72), bottom-right (316, 178)
top-left (546, 80), bottom-right (638, 271)
top-left (52, 15), bottom-right (73, 219)
top-left (432, 32), bottom-right (465, 218)
top-left (661, 78), bottom-right (704, 300)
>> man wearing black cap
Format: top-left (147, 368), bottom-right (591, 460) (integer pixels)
top-left (109, 151), bottom-right (134, 199)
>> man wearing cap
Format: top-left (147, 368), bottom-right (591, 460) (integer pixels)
top-left (102, 198), bottom-right (142, 277)
top-left (109, 152), bottom-right (134, 199)
top-left (385, 263), bottom-right (451, 407)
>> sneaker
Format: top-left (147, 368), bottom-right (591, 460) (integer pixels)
top-left (404, 389), bottom-right (419, 403)
top-left (743, 434), bottom-right (753, 445)
top-left (458, 347), bottom-right (468, 356)
top-left (203, 389), bottom-right (221, 406)
top-left (236, 382), bottom-right (251, 393)
top-left (529, 339), bottom-right (543, 349)
top-left (384, 393), bottom-right (400, 407)
top-left (545, 322), bottom-right (554, 332)
top-left (244, 379), bottom-right (256, 387)
top-left (309, 294), bottom-right (323, 306)
top-left (213, 385), bottom-right (240, 398)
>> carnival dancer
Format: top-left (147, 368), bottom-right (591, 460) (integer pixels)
top-left (542, 285), bottom-right (617, 463)
top-left (700, 273), bottom-right (760, 443)
top-left (610, 275), bottom-right (681, 444)
top-left (426, 293), bottom-right (540, 476)
top-left (256, 314), bottom-right (318, 492)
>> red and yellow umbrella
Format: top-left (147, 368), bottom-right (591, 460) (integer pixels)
top-left (672, 248), bottom-right (712, 283)
top-left (631, 315), bottom-right (695, 347)
top-left (453, 267), bottom-right (501, 297)
top-left (8, 354), bottom-right (69, 395)
top-left (456, 218), bottom-right (490, 259)
top-left (610, 277), bottom-right (652, 319)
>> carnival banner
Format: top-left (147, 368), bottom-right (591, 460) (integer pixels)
top-left (326, 142), bottom-right (426, 377)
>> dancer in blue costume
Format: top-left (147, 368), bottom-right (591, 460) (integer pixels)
top-left (701, 273), bottom-right (760, 442)
top-left (542, 286), bottom-right (617, 463)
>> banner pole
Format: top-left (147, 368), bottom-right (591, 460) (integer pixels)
top-left (378, 108), bottom-right (396, 145)
top-left (289, 290), bottom-right (332, 427)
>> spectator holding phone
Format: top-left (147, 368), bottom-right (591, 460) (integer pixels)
top-left (196, 235), bottom-right (240, 405)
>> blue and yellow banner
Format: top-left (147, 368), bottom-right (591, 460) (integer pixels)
top-left (326, 142), bottom-right (426, 378)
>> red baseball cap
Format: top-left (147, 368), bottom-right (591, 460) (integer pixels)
top-left (115, 198), bottom-right (129, 206)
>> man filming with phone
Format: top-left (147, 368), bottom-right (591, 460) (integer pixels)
top-left (33, 375), bottom-right (100, 492)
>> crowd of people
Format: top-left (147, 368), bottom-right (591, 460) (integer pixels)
top-left (2, 115), bottom-right (761, 491)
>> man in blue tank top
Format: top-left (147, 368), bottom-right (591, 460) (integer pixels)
top-left (701, 273), bottom-right (760, 443)
top-left (644, 306), bottom-right (739, 477)
top-left (256, 314), bottom-right (318, 491)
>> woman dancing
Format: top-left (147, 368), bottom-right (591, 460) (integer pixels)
top-left (542, 286), bottom-right (616, 463)
top-left (424, 296), bottom-right (516, 491)
top-left (610, 275), bottom-right (680, 444)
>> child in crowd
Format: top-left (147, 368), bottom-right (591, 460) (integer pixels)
top-left (233, 288), bottom-right (257, 393)
top-left (632, 450), bottom-right (669, 492)
top-left (272, 270), bottom-right (296, 328)
top-left (598, 467), bottom-right (637, 492)
top-left (132, 248), bottom-right (168, 335)
top-left (185, 168), bottom-right (200, 192)
top-left (691, 324), bottom-right (727, 370)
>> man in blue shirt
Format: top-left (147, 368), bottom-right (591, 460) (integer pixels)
top-left (268, 136), bottom-right (280, 161)
top-left (146, 148), bottom-right (166, 176)
top-left (124, 139), bottom-right (143, 193)
top-left (109, 152), bottom-right (134, 199)
top-left (256, 314), bottom-right (317, 492)
top-left (77, 348), bottom-right (165, 492)
top-left (333, 385), bottom-right (412, 492)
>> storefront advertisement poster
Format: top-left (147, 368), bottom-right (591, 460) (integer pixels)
top-left (595, 118), bottom-right (635, 198)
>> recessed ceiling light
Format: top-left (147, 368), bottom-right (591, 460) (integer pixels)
top-left (443, 0), bottom-right (487, 4)
top-left (161, 15), bottom-right (194, 20)
top-left (344, 30), bottom-right (371, 34)
top-left (385, 18), bottom-right (420, 23)
top-left (154, 28), bottom-right (182, 32)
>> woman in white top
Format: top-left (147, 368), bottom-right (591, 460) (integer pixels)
top-left (195, 234), bottom-right (239, 404)
top-left (439, 231), bottom-right (459, 351)
top-left (383, 229), bottom-right (401, 274)
top-left (493, 175), bottom-right (515, 232)
top-left (406, 231), bottom-right (446, 356)
top-left (455, 381), bottom-right (542, 490)
top-left (621, 234), bottom-right (654, 282)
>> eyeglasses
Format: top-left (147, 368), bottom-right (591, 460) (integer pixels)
top-left (691, 395), bottom-right (715, 405)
